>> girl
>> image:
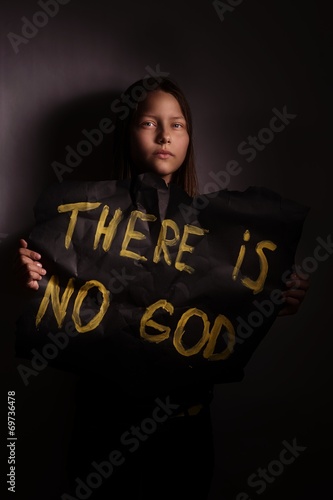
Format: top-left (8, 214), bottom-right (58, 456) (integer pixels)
top-left (15, 76), bottom-right (309, 499)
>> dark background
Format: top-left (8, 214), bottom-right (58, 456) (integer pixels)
top-left (1, 1), bottom-right (332, 499)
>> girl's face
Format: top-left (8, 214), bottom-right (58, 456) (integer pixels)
top-left (130, 90), bottom-right (190, 183)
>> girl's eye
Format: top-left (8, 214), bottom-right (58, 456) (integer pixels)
top-left (173, 123), bottom-right (185, 129)
top-left (141, 121), bottom-right (155, 127)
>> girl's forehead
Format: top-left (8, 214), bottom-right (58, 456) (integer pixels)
top-left (136, 90), bottom-right (184, 116)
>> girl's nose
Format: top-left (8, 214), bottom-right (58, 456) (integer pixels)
top-left (158, 136), bottom-right (171, 144)
top-left (156, 125), bottom-right (171, 144)
top-left (158, 133), bottom-right (171, 144)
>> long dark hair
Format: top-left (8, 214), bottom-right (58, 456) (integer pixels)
top-left (111, 77), bottom-right (198, 197)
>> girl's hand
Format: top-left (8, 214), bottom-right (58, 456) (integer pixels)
top-left (278, 273), bottom-right (310, 316)
top-left (14, 238), bottom-right (46, 290)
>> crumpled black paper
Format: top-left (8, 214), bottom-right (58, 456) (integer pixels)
top-left (15, 172), bottom-right (309, 397)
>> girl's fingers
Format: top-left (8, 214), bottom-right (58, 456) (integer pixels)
top-left (18, 239), bottom-right (42, 261)
top-left (24, 269), bottom-right (45, 281)
top-left (278, 298), bottom-right (302, 316)
top-left (282, 296), bottom-right (301, 307)
top-left (18, 247), bottom-right (42, 262)
top-left (25, 262), bottom-right (46, 275)
top-left (19, 238), bottom-right (28, 249)
top-left (278, 273), bottom-right (310, 316)
top-left (26, 279), bottom-right (40, 291)
top-left (286, 274), bottom-right (310, 290)
top-left (14, 239), bottom-right (45, 291)
top-left (282, 289), bottom-right (306, 300)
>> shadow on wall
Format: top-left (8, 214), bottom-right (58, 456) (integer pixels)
top-left (38, 89), bottom-right (124, 185)
top-left (2, 89), bottom-right (123, 305)
top-left (2, 90), bottom-right (129, 500)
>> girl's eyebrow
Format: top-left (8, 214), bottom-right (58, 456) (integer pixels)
top-left (138, 114), bottom-right (186, 120)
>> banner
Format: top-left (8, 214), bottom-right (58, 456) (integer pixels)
top-left (15, 172), bottom-right (309, 396)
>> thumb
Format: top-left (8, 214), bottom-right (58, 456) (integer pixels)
top-left (19, 238), bottom-right (28, 249)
